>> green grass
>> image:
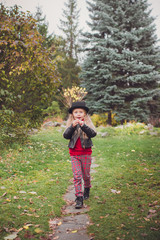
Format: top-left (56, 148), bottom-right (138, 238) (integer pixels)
top-left (0, 127), bottom-right (159, 240)
top-left (88, 134), bottom-right (160, 240)
top-left (0, 128), bottom-right (72, 239)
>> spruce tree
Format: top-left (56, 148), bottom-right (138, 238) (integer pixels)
top-left (58, 0), bottom-right (81, 88)
top-left (59, 0), bottom-right (80, 59)
top-left (80, 0), bottom-right (160, 123)
top-left (34, 6), bottom-right (54, 48)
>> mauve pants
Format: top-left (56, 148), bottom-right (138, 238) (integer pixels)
top-left (71, 155), bottom-right (92, 197)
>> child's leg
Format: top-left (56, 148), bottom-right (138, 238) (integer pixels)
top-left (71, 156), bottom-right (83, 197)
top-left (81, 155), bottom-right (92, 188)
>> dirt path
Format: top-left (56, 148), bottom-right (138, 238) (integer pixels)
top-left (50, 157), bottom-right (99, 240)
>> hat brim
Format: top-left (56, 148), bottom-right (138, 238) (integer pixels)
top-left (68, 106), bottom-right (89, 114)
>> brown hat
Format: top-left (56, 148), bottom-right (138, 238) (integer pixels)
top-left (68, 101), bottom-right (89, 114)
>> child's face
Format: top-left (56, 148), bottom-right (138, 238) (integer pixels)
top-left (72, 108), bottom-right (86, 120)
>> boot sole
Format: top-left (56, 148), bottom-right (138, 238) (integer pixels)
top-left (75, 205), bottom-right (83, 209)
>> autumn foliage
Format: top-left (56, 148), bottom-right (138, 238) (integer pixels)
top-left (0, 4), bottom-right (60, 144)
top-left (62, 86), bottom-right (87, 107)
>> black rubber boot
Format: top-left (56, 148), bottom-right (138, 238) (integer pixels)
top-left (75, 196), bottom-right (83, 209)
top-left (84, 187), bottom-right (90, 200)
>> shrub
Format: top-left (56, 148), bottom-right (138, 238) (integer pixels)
top-left (0, 4), bottom-right (59, 145)
top-left (91, 112), bottom-right (118, 127)
top-left (114, 121), bottom-right (149, 135)
top-left (43, 101), bottom-right (61, 117)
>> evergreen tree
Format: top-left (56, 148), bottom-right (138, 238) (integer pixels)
top-left (80, 0), bottom-right (160, 123)
top-left (58, 57), bottom-right (81, 88)
top-left (58, 0), bottom-right (81, 88)
top-left (34, 6), bottom-right (54, 48)
top-left (59, 0), bottom-right (80, 59)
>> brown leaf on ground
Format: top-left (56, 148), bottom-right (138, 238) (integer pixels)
top-left (149, 209), bottom-right (157, 214)
top-left (1, 192), bottom-right (7, 197)
top-left (150, 227), bottom-right (159, 231)
top-left (128, 207), bottom-right (134, 211)
top-left (141, 233), bottom-right (148, 237)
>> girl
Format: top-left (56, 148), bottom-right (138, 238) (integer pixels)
top-left (63, 101), bottom-right (97, 209)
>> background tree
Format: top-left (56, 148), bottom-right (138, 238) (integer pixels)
top-left (0, 4), bottom-right (60, 144)
top-left (34, 5), bottom-right (55, 48)
top-left (80, 0), bottom-right (160, 124)
top-left (59, 0), bottom-right (80, 59)
top-left (58, 0), bottom-right (81, 88)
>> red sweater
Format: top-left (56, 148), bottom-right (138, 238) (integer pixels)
top-left (69, 137), bottom-right (92, 156)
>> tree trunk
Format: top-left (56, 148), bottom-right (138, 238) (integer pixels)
top-left (108, 111), bottom-right (112, 125)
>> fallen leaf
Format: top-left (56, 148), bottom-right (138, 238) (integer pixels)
top-left (58, 222), bottom-right (62, 226)
top-left (34, 228), bottom-right (43, 233)
top-left (17, 228), bottom-right (23, 232)
top-left (13, 196), bottom-right (19, 200)
top-left (6, 199), bottom-right (11, 202)
top-left (149, 209), bottom-right (156, 214)
top-left (23, 224), bottom-right (33, 230)
top-left (144, 168), bottom-right (149, 171)
top-left (71, 230), bottom-right (78, 233)
top-left (150, 227), bottom-right (159, 231)
top-left (29, 191), bottom-right (37, 195)
top-left (2, 192), bottom-right (7, 197)
top-left (23, 226), bottom-right (29, 230)
top-left (19, 191), bottom-right (26, 194)
top-left (111, 189), bottom-right (121, 194)
top-left (94, 196), bottom-right (100, 199)
top-left (144, 217), bottom-right (150, 222)
top-left (141, 233), bottom-right (148, 237)
top-left (4, 232), bottom-right (18, 240)
top-left (128, 207), bottom-right (134, 211)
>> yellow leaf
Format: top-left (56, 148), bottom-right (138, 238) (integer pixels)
top-left (23, 226), bottom-right (29, 230)
top-left (71, 230), bottom-right (77, 233)
top-left (23, 224), bottom-right (33, 230)
top-left (58, 221), bottom-right (62, 226)
top-left (35, 228), bottom-right (43, 233)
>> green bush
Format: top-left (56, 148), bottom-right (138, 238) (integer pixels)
top-left (43, 101), bottom-right (61, 117)
top-left (0, 5), bottom-right (59, 146)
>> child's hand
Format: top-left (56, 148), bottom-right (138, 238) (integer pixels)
top-left (78, 120), bottom-right (84, 126)
top-left (72, 119), bottom-right (79, 127)
top-left (72, 119), bottom-right (84, 127)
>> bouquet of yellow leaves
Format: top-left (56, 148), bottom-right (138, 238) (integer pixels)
top-left (62, 86), bottom-right (87, 107)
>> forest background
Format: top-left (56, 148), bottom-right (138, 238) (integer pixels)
top-left (0, 0), bottom-right (160, 147)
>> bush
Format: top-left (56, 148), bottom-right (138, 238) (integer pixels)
top-left (91, 112), bottom-right (118, 127)
top-left (43, 101), bottom-right (61, 117)
top-left (114, 121), bottom-right (149, 135)
top-left (96, 121), bottom-right (158, 137)
top-left (0, 4), bottom-right (59, 145)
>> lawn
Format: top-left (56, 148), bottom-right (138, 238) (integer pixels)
top-left (0, 129), bottom-right (72, 239)
top-left (0, 126), bottom-right (159, 240)
top-left (88, 129), bottom-right (160, 240)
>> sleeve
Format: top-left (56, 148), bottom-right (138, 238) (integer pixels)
top-left (81, 124), bottom-right (97, 138)
top-left (63, 125), bottom-right (76, 139)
